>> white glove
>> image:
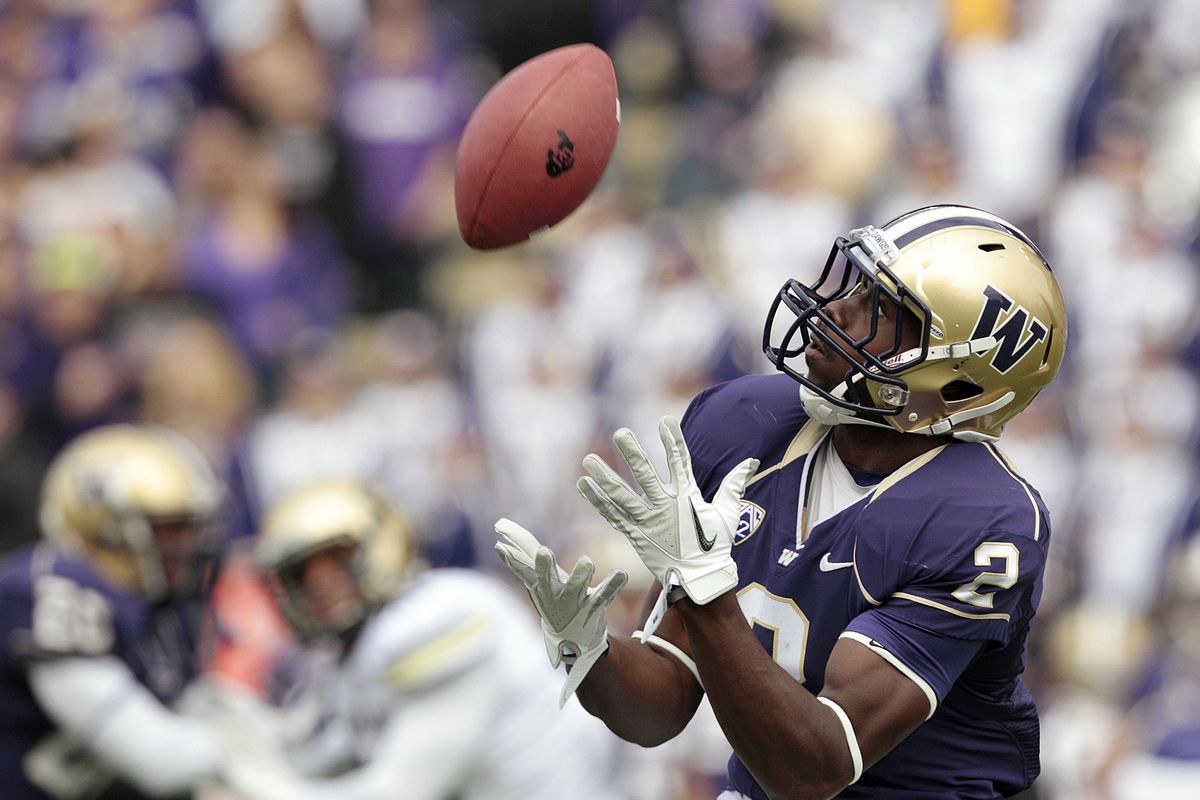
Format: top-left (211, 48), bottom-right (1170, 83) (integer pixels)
top-left (183, 679), bottom-right (302, 800)
top-left (494, 518), bottom-right (628, 707)
top-left (577, 417), bottom-right (758, 619)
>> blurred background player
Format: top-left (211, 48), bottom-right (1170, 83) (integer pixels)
top-left (222, 479), bottom-right (620, 800)
top-left (0, 424), bottom-right (227, 800)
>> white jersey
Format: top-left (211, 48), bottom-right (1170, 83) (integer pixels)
top-left (292, 569), bottom-right (620, 800)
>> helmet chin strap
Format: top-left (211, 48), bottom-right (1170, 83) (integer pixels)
top-left (914, 392), bottom-right (1015, 442)
top-left (800, 376), bottom-right (1017, 443)
top-left (799, 380), bottom-right (894, 432)
top-left (799, 333), bottom-right (1007, 439)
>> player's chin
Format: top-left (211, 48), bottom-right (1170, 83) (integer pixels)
top-left (803, 344), bottom-right (849, 389)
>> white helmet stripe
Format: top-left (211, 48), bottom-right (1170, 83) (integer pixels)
top-left (883, 205), bottom-right (1044, 262)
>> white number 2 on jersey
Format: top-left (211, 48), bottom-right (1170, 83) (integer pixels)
top-left (32, 575), bottom-right (115, 654)
top-left (736, 583), bottom-right (810, 682)
top-left (952, 542), bottom-right (1020, 609)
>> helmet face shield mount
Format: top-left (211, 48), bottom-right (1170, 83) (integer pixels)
top-left (764, 225), bottom-right (932, 418)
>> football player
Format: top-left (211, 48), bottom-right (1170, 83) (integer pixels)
top-left (0, 424), bottom-right (227, 799)
top-left (223, 480), bottom-right (620, 800)
top-left (497, 205), bottom-right (1068, 799)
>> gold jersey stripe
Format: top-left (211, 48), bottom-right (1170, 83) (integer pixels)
top-left (983, 445), bottom-right (1042, 541)
top-left (745, 420), bottom-right (828, 488)
top-left (386, 615), bottom-right (491, 689)
top-left (852, 542), bottom-right (881, 606)
top-left (891, 591), bottom-right (1011, 621)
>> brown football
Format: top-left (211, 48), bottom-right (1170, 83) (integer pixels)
top-left (454, 43), bottom-right (620, 250)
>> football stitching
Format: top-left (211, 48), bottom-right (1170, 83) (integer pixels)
top-left (466, 47), bottom-right (595, 246)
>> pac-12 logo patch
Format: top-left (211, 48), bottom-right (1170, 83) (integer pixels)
top-left (735, 500), bottom-right (766, 546)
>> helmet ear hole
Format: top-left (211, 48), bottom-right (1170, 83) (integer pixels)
top-left (941, 380), bottom-right (984, 403)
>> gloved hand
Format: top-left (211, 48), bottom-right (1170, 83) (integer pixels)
top-left (577, 416), bottom-right (757, 631)
top-left (494, 518), bottom-right (627, 707)
top-left (190, 681), bottom-right (302, 800)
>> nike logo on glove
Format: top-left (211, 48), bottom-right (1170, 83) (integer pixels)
top-left (692, 498), bottom-right (715, 551)
top-left (819, 553), bottom-right (854, 572)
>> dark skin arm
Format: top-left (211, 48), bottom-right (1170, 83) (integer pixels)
top-left (677, 592), bottom-right (930, 800)
top-left (577, 587), bottom-right (931, 800)
top-left (574, 586), bottom-right (705, 746)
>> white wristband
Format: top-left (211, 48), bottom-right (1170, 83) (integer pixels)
top-left (633, 632), bottom-right (703, 689)
top-left (817, 696), bottom-right (863, 784)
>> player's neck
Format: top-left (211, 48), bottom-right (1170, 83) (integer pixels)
top-left (830, 425), bottom-right (953, 474)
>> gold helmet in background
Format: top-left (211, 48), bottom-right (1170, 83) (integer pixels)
top-left (765, 205), bottom-right (1068, 442)
top-left (256, 480), bottom-right (416, 640)
top-left (40, 424), bottom-right (223, 599)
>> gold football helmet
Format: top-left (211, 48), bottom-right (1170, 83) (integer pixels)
top-left (256, 481), bottom-right (416, 639)
top-left (764, 205), bottom-right (1068, 442)
top-left (40, 424), bottom-right (223, 599)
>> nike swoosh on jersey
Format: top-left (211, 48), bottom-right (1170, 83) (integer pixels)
top-left (819, 553), bottom-right (854, 572)
top-left (692, 498), bottom-right (715, 551)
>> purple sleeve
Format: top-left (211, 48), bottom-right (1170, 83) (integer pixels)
top-left (846, 528), bottom-right (1045, 703)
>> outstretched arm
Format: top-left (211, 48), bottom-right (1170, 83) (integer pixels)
top-left (575, 418), bottom-right (934, 799)
top-left (574, 590), bottom-right (705, 747)
top-left (221, 662), bottom-right (497, 800)
top-left (29, 657), bottom-right (222, 797)
top-left (677, 594), bottom-right (930, 800)
top-left (494, 518), bottom-right (704, 742)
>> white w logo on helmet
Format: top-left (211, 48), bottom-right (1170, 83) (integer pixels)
top-left (971, 285), bottom-right (1048, 374)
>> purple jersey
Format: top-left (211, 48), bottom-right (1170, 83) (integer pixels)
top-left (682, 375), bottom-right (1048, 799)
top-left (0, 543), bottom-right (202, 799)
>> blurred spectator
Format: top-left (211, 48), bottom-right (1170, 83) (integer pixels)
top-left (1073, 361), bottom-right (1200, 614)
top-left (5, 234), bottom-right (129, 446)
top-left (200, 0), bottom-right (366, 58)
top-left (17, 0), bottom-right (211, 167)
top-left (941, 0), bottom-right (1121, 223)
top-left (464, 254), bottom-right (601, 551)
top-left (240, 327), bottom-right (371, 517)
top-left (336, 0), bottom-right (473, 309)
top-left (16, 88), bottom-right (178, 293)
top-left (129, 307), bottom-right (257, 466)
top-left (599, 214), bottom-right (735, 461)
top-left (175, 114), bottom-right (350, 379)
top-left (209, 9), bottom-right (350, 211)
top-left (351, 310), bottom-right (475, 564)
top-left (0, 380), bottom-right (47, 551)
